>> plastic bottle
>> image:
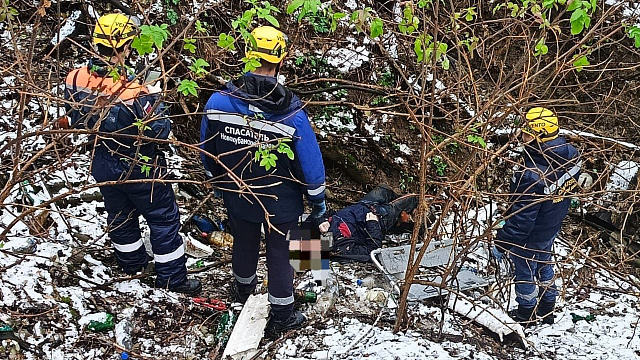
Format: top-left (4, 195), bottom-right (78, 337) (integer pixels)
top-left (570, 312), bottom-right (596, 323)
top-left (215, 310), bottom-right (236, 345)
top-left (116, 319), bottom-right (133, 351)
top-left (88, 314), bottom-right (115, 332)
top-left (206, 231), bottom-right (234, 248)
top-left (356, 276), bottom-right (376, 288)
top-left (295, 290), bottom-right (317, 303)
top-left (315, 275), bottom-right (338, 316)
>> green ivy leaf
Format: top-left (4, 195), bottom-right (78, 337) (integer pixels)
top-left (285, 149), bottom-right (294, 160)
top-left (572, 54), bottom-right (590, 72)
top-left (370, 17), bottom-right (384, 39)
top-left (131, 36), bottom-right (154, 56)
top-left (262, 14), bottom-right (279, 27)
top-left (286, 0), bottom-right (305, 14)
top-left (260, 157), bottom-right (271, 171)
top-left (441, 57), bottom-right (450, 70)
top-left (534, 37), bottom-right (548, 56)
top-left (414, 37), bottom-right (424, 63)
top-left (141, 164), bottom-right (151, 177)
top-left (629, 26), bottom-right (640, 48)
top-left (183, 38), bottom-right (196, 53)
top-left (330, 12), bottom-right (346, 32)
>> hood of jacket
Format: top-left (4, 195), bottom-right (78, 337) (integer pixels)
top-left (224, 73), bottom-right (303, 116)
top-left (524, 136), bottom-right (578, 170)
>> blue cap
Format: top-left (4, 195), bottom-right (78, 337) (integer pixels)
top-left (121, 352), bottom-right (129, 360)
top-left (356, 279), bottom-right (363, 286)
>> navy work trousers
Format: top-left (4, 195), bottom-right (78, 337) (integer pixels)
top-left (92, 153), bottom-right (187, 288)
top-left (510, 239), bottom-right (557, 308)
top-left (229, 215), bottom-right (298, 317)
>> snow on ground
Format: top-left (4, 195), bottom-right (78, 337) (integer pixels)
top-left (4, 137), bottom-right (640, 359)
top-left (326, 37), bottom-right (370, 73)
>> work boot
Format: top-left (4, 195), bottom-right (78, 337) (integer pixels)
top-left (265, 310), bottom-right (306, 339)
top-left (229, 280), bottom-right (256, 304)
top-left (166, 278), bottom-right (202, 296)
top-left (536, 301), bottom-right (555, 325)
top-left (509, 306), bottom-right (536, 327)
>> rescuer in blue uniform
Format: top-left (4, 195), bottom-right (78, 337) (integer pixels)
top-left (496, 107), bottom-right (581, 325)
top-left (64, 14), bottom-right (200, 295)
top-left (200, 26), bottom-right (326, 336)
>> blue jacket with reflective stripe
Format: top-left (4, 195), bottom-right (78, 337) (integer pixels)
top-left (201, 73), bottom-right (326, 224)
top-left (497, 137), bottom-right (581, 250)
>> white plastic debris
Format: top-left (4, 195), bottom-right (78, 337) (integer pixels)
top-left (222, 293), bottom-right (269, 360)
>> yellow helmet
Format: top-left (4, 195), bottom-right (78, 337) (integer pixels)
top-left (245, 26), bottom-right (288, 63)
top-left (93, 13), bottom-right (138, 49)
top-left (523, 107), bottom-right (559, 142)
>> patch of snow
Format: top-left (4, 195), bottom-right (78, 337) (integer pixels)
top-left (605, 160), bottom-right (639, 193)
top-left (326, 40), bottom-right (370, 73)
top-left (345, 0), bottom-right (358, 10)
top-left (397, 144), bottom-right (412, 155)
top-left (50, 10), bottom-right (81, 46)
top-left (78, 312), bottom-right (109, 326)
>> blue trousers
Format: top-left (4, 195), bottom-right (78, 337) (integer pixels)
top-left (229, 215), bottom-right (298, 317)
top-left (92, 153), bottom-right (187, 287)
top-left (510, 240), bottom-right (557, 308)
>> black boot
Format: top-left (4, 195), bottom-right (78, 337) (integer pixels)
top-left (509, 306), bottom-right (536, 326)
top-left (167, 278), bottom-right (202, 296)
top-left (229, 280), bottom-right (256, 304)
top-left (536, 301), bottom-right (555, 325)
top-left (265, 310), bottom-right (306, 339)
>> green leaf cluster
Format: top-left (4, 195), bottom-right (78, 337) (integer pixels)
top-left (0, 0), bottom-right (18, 23)
top-left (253, 139), bottom-right (295, 171)
top-left (534, 37), bottom-right (548, 56)
top-left (188, 58), bottom-right (210, 78)
top-left (177, 79), bottom-right (199, 96)
top-left (286, 0), bottom-right (345, 33)
top-left (183, 38), bottom-right (196, 53)
top-left (138, 154), bottom-right (152, 177)
top-left (286, 0), bottom-right (322, 22)
top-left (572, 54), bottom-right (590, 72)
top-left (217, 32), bottom-right (236, 51)
top-left (133, 119), bottom-right (151, 131)
top-left (466, 134), bottom-right (487, 148)
top-left (131, 24), bottom-right (170, 56)
top-left (234, 0), bottom-right (280, 29)
top-left (350, 8), bottom-right (373, 34)
top-left (398, 5), bottom-right (419, 34)
top-left (242, 56), bottom-right (262, 73)
top-left (432, 156), bottom-right (448, 176)
top-left (568, 0), bottom-right (596, 35)
top-left (195, 20), bottom-right (208, 34)
top-left (415, 34), bottom-right (450, 69)
top-left (455, 6), bottom-right (477, 22)
top-left (627, 25), bottom-right (640, 48)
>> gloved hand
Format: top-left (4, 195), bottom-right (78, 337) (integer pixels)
top-left (365, 212), bottom-right (378, 222)
top-left (310, 200), bottom-right (327, 219)
top-left (318, 221), bottom-right (330, 233)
